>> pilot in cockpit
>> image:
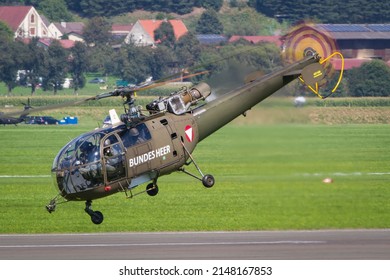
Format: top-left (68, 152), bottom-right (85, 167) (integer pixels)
top-left (78, 141), bottom-right (102, 181)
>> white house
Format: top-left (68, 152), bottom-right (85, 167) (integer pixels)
top-left (48, 22), bottom-right (85, 41)
top-left (0, 5), bottom-right (50, 39)
top-left (125, 19), bottom-right (188, 46)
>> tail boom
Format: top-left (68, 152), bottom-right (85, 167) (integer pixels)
top-left (193, 54), bottom-right (320, 142)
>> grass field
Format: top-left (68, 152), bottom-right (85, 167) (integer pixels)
top-left (0, 105), bottom-right (390, 233)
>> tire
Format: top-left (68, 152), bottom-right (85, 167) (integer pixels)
top-left (146, 183), bottom-right (159, 196)
top-left (202, 174), bottom-right (215, 188)
top-left (91, 211), bottom-right (104, 224)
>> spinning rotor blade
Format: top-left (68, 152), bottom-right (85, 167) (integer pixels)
top-left (2, 71), bottom-right (209, 118)
top-left (3, 44), bottom-right (290, 118)
top-left (2, 96), bottom-right (96, 118)
top-left (282, 22), bottom-right (344, 98)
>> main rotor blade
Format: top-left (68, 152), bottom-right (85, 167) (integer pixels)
top-left (1, 96), bottom-right (96, 118)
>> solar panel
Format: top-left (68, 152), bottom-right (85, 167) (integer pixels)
top-left (368, 24), bottom-right (390, 32)
top-left (196, 34), bottom-right (227, 44)
top-left (318, 24), bottom-right (369, 32)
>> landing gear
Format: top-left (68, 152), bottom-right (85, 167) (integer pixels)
top-left (45, 199), bottom-right (57, 213)
top-left (85, 200), bottom-right (104, 225)
top-left (179, 141), bottom-right (215, 188)
top-left (202, 174), bottom-right (215, 188)
top-left (146, 182), bottom-right (159, 196)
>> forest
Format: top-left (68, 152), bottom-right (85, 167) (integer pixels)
top-left (0, 0), bottom-right (390, 23)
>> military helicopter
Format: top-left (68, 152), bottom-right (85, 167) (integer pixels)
top-left (46, 52), bottom-right (344, 224)
top-left (4, 26), bottom-right (345, 224)
top-left (0, 99), bottom-right (32, 125)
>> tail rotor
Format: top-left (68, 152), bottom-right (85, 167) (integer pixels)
top-left (282, 22), bottom-right (345, 98)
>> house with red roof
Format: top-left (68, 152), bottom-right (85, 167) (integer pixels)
top-left (111, 24), bottom-right (133, 38)
top-left (125, 19), bottom-right (188, 46)
top-left (37, 38), bottom-right (76, 49)
top-left (229, 35), bottom-right (282, 47)
top-left (0, 6), bottom-right (50, 39)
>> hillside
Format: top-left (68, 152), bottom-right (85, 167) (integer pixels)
top-left (21, 0), bottom-right (390, 25)
top-left (107, 5), bottom-right (285, 36)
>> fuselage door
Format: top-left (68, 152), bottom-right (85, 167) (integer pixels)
top-left (101, 133), bottom-right (126, 183)
top-left (119, 123), bottom-right (153, 178)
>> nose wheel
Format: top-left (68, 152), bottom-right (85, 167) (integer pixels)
top-left (85, 200), bottom-right (104, 224)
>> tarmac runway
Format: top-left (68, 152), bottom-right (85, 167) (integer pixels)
top-left (1, 229), bottom-right (389, 260)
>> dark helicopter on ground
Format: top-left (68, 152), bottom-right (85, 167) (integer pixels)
top-left (3, 27), bottom-right (345, 224)
top-left (0, 99), bottom-right (32, 125)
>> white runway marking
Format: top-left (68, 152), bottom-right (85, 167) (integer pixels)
top-left (0, 175), bottom-right (50, 178)
top-left (301, 172), bottom-right (390, 177)
top-left (0, 240), bottom-right (325, 249)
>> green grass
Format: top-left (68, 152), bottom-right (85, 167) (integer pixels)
top-left (0, 116), bottom-right (389, 233)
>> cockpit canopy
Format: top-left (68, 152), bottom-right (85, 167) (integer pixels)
top-left (52, 123), bottom-right (151, 198)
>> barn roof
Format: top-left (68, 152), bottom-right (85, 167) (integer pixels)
top-left (315, 24), bottom-right (390, 39)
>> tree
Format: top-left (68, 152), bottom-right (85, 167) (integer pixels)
top-left (23, 38), bottom-right (47, 95)
top-left (68, 42), bottom-right (88, 94)
top-left (0, 41), bottom-right (27, 95)
top-left (37, 0), bottom-right (73, 22)
top-left (347, 60), bottom-right (390, 97)
top-left (86, 44), bottom-right (115, 74)
top-left (79, 0), bottom-right (129, 17)
top-left (0, 21), bottom-right (13, 42)
top-left (149, 46), bottom-right (175, 80)
top-left (113, 44), bottom-right (153, 84)
top-left (41, 41), bottom-right (68, 94)
top-left (83, 17), bottom-right (111, 47)
top-left (196, 0), bottom-right (223, 11)
top-left (154, 21), bottom-right (175, 48)
top-left (174, 32), bottom-right (202, 69)
top-left (196, 9), bottom-right (223, 34)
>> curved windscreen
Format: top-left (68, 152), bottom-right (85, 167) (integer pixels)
top-left (52, 130), bottom-right (105, 196)
top-left (52, 123), bottom-right (152, 197)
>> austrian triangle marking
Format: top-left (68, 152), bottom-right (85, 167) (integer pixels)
top-left (185, 126), bottom-right (193, 142)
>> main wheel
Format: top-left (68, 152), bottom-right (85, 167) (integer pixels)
top-left (146, 183), bottom-right (159, 196)
top-left (202, 174), bottom-right (215, 188)
top-left (91, 211), bottom-right (104, 225)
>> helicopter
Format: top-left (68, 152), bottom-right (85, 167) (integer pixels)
top-left (4, 27), bottom-right (345, 224)
top-left (44, 51), bottom-right (344, 224)
top-left (0, 99), bottom-right (32, 125)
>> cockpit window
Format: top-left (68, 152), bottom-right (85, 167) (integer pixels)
top-left (102, 134), bottom-right (125, 181)
top-left (52, 130), bottom-right (110, 195)
top-left (119, 123), bottom-right (151, 148)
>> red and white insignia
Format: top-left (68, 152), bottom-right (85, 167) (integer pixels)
top-left (185, 125), bottom-right (193, 142)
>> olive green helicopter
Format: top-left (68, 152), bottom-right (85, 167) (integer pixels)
top-left (5, 25), bottom-right (345, 224)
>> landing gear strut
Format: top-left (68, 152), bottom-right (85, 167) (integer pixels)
top-left (85, 200), bottom-right (104, 225)
top-left (46, 198), bottom-right (57, 213)
top-left (180, 141), bottom-right (215, 188)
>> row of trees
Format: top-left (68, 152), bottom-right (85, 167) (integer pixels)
top-left (2, 0), bottom-right (390, 23)
top-left (0, 0), bottom-right (223, 19)
top-left (0, 17), bottom-right (283, 95)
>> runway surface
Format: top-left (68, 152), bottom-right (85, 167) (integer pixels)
top-left (1, 229), bottom-right (389, 260)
